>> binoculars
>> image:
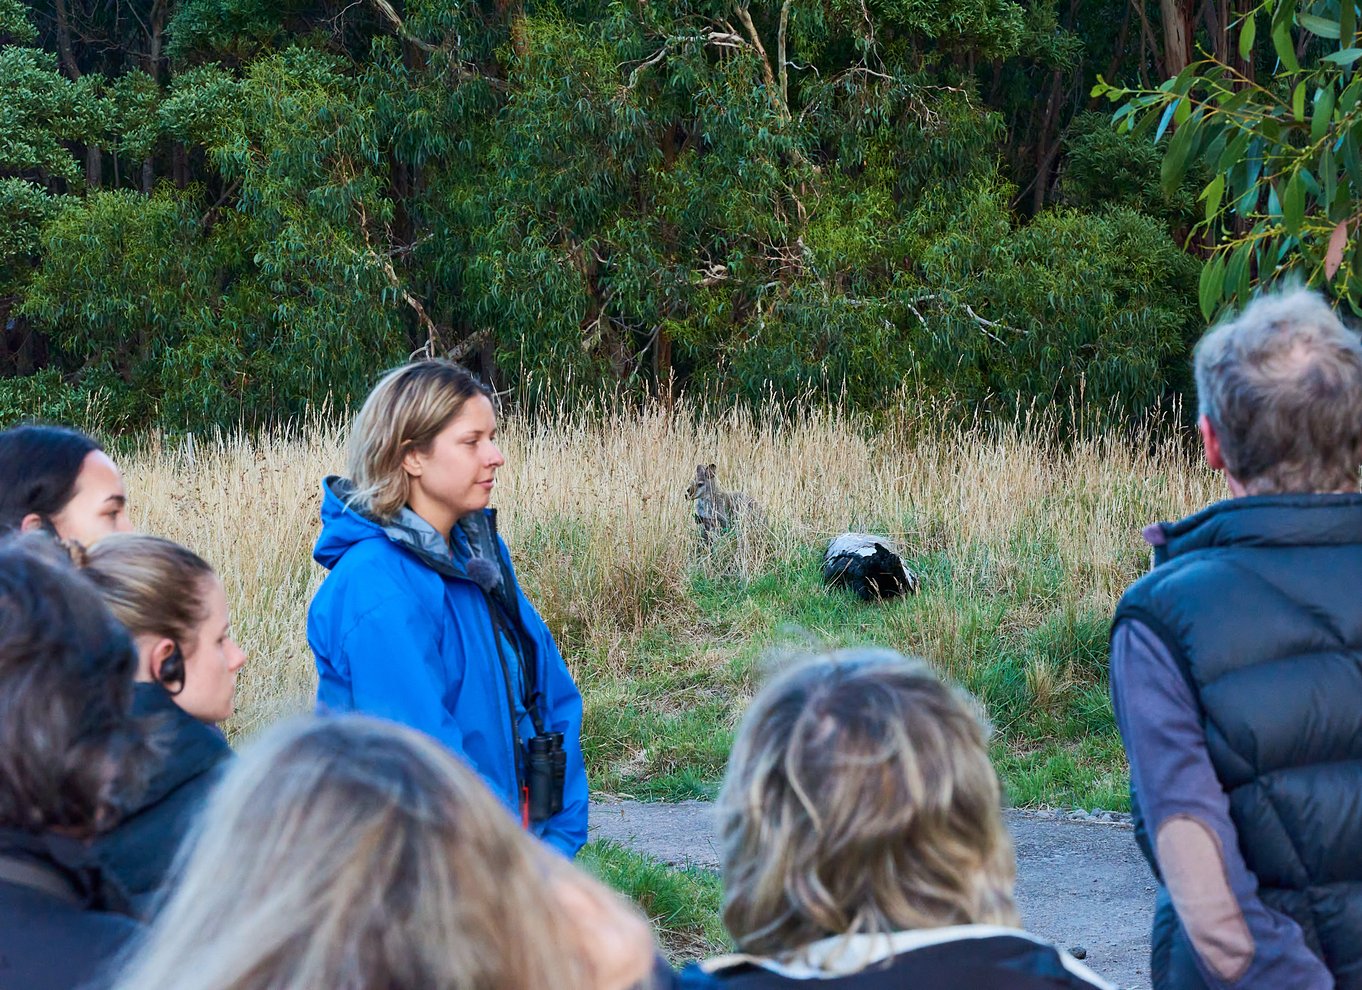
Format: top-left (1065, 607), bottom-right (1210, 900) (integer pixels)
top-left (525, 732), bottom-right (567, 822)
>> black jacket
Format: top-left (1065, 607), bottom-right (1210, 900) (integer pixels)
top-left (92, 682), bottom-right (233, 914)
top-left (1115, 493), bottom-right (1362, 988)
top-left (0, 829), bottom-right (140, 990)
top-left (675, 927), bottom-right (1111, 990)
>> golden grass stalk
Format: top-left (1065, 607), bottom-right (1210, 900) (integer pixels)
top-left (121, 404), bottom-right (1220, 743)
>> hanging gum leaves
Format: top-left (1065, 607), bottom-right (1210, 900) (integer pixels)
top-left (1109, 0), bottom-right (1362, 317)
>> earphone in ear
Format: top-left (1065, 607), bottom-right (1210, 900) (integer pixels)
top-left (159, 643), bottom-right (187, 696)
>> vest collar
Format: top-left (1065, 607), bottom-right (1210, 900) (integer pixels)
top-left (1149, 493), bottom-right (1362, 565)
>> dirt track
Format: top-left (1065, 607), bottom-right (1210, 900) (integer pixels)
top-left (589, 800), bottom-right (1156, 990)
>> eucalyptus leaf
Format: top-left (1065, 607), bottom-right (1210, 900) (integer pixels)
top-left (1299, 13), bottom-right (1342, 39)
top-left (1203, 173), bottom-right (1226, 223)
top-left (1273, 19), bottom-right (1301, 72)
top-left (1240, 11), bottom-right (1258, 61)
top-left (1200, 253), bottom-right (1227, 319)
top-left (1283, 171), bottom-right (1307, 234)
top-left (1323, 47), bottom-right (1362, 65)
top-left (1312, 84), bottom-right (1337, 143)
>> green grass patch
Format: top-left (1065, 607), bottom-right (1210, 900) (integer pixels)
top-left (580, 839), bottom-right (728, 962)
top-left (562, 525), bottom-right (1130, 811)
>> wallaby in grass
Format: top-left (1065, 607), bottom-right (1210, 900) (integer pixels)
top-left (685, 463), bottom-right (763, 545)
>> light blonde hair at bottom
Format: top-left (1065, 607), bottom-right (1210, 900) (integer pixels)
top-left (717, 648), bottom-right (1019, 962)
top-left (109, 716), bottom-right (620, 990)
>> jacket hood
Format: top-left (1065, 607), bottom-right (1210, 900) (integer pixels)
top-left (1148, 492), bottom-right (1362, 566)
top-left (699, 925), bottom-right (1111, 988)
top-left (314, 477), bottom-right (390, 571)
top-left (0, 827), bottom-right (133, 914)
top-left (314, 476), bottom-right (502, 581)
top-left (130, 683), bottom-right (231, 811)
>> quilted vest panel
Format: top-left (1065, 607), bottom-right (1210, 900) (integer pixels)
top-left (1114, 494), bottom-right (1362, 986)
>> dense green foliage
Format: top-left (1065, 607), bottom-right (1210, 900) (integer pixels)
top-left (0, 0), bottom-right (1224, 429)
top-left (1098, 0), bottom-right (1362, 318)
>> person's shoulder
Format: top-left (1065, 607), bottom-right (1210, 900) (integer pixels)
top-left (894, 929), bottom-right (1114, 989)
top-left (320, 536), bottom-right (440, 605)
top-left (325, 531), bottom-right (409, 574)
top-left (675, 959), bottom-right (745, 988)
top-left (0, 885), bottom-right (140, 988)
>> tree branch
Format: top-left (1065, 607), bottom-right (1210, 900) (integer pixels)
top-left (733, 5), bottom-right (780, 112)
top-left (777, 0), bottom-right (791, 111)
top-left (370, 0), bottom-right (438, 52)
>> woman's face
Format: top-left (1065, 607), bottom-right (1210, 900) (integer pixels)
top-left (404, 394), bottom-right (506, 530)
top-left (174, 576), bottom-right (248, 724)
top-left (32, 450), bottom-right (132, 547)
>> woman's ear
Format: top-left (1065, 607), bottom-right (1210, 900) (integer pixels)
top-left (146, 637), bottom-right (177, 682)
top-left (401, 444), bottom-right (425, 479)
top-left (19, 513), bottom-right (45, 534)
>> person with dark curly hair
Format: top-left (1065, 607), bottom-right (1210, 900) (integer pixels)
top-left (0, 536), bottom-right (150, 990)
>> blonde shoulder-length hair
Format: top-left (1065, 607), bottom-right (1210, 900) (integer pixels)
top-left (717, 648), bottom-right (1019, 961)
top-left (109, 716), bottom-right (632, 990)
top-left (346, 359), bottom-right (490, 523)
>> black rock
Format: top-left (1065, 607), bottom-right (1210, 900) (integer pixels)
top-left (822, 533), bottom-right (919, 601)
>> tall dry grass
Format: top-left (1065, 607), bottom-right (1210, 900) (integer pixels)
top-left (123, 405), bottom-right (1220, 761)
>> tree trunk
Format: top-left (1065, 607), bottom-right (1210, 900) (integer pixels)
top-left (1160, 0), bottom-right (1196, 74)
top-left (53, 0), bottom-right (81, 79)
top-left (85, 146), bottom-right (103, 189)
top-left (1131, 0), bottom-right (1164, 83)
top-left (653, 326), bottom-right (672, 395)
top-left (1031, 69), bottom-right (1064, 214)
top-left (55, 0), bottom-right (103, 189)
top-left (173, 143), bottom-right (189, 188)
top-left (1099, 3), bottom-right (1133, 99)
top-left (141, 0), bottom-right (166, 194)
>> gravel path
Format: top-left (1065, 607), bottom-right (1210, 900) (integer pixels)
top-left (590, 800), bottom-right (1156, 990)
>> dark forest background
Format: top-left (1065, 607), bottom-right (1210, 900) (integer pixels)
top-left (0, 0), bottom-right (1350, 430)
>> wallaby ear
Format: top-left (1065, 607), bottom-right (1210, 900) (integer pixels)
top-left (706, 463), bottom-right (717, 475)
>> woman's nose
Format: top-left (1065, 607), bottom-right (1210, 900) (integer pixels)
top-left (487, 442), bottom-right (505, 467)
top-left (228, 640), bottom-right (248, 673)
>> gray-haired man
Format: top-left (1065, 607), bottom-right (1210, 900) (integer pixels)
top-left (1111, 288), bottom-right (1362, 990)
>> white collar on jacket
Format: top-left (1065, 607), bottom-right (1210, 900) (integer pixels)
top-left (700, 924), bottom-right (1113, 988)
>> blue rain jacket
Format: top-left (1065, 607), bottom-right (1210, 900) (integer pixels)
top-left (307, 477), bottom-right (588, 856)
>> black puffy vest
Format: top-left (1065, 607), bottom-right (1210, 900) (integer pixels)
top-left (1114, 493), bottom-right (1362, 988)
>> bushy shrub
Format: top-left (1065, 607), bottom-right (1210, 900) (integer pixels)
top-left (1060, 112), bottom-right (1198, 233)
top-left (916, 206), bottom-right (1201, 423)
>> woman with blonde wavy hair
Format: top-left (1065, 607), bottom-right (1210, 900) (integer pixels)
top-left (107, 715), bottom-right (660, 990)
top-left (679, 648), bottom-right (1112, 990)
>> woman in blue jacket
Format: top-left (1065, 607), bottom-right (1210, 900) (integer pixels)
top-left (307, 360), bottom-right (588, 857)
